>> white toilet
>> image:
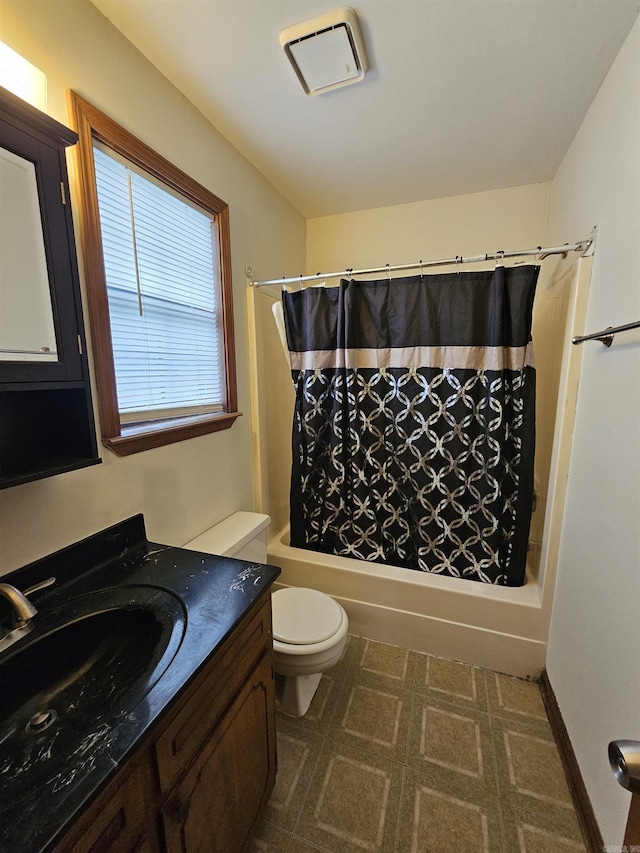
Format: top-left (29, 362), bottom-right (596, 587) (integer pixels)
top-left (183, 511), bottom-right (348, 717)
top-left (271, 586), bottom-right (348, 716)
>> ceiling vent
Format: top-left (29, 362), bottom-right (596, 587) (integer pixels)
top-left (280, 7), bottom-right (368, 96)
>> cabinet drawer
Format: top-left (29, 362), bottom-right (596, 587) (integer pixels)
top-left (54, 761), bottom-right (149, 853)
top-left (155, 598), bottom-right (271, 792)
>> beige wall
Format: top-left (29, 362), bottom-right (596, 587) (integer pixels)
top-left (306, 183), bottom-right (559, 305)
top-left (546, 18), bottom-right (640, 846)
top-left (306, 183), bottom-right (551, 275)
top-left (0, 0), bottom-right (305, 573)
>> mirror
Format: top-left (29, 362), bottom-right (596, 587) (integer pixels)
top-left (0, 144), bottom-right (58, 361)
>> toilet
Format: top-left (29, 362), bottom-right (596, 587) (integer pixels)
top-left (183, 512), bottom-right (348, 717)
top-left (271, 586), bottom-right (348, 716)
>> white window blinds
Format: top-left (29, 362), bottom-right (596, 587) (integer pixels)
top-left (93, 144), bottom-right (225, 422)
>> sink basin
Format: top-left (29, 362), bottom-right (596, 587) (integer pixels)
top-left (0, 586), bottom-right (185, 794)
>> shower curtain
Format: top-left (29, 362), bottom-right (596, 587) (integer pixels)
top-left (282, 265), bottom-right (539, 586)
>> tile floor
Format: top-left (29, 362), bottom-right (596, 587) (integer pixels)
top-left (246, 636), bottom-right (587, 853)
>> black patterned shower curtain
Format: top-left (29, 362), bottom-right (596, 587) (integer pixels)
top-left (282, 265), bottom-right (539, 586)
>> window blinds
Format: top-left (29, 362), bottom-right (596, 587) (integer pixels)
top-left (93, 144), bottom-right (225, 422)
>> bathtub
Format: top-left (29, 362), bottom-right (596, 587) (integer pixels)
top-left (268, 525), bottom-right (546, 678)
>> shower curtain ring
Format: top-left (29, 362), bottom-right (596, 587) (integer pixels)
top-left (495, 250), bottom-right (505, 269)
top-left (386, 263), bottom-right (391, 282)
top-left (456, 255), bottom-right (462, 276)
top-left (419, 259), bottom-right (423, 279)
top-left (299, 273), bottom-right (303, 291)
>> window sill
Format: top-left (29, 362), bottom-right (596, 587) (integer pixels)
top-left (103, 411), bottom-right (242, 457)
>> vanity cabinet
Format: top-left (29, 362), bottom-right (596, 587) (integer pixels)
top-left (54, 592), bottom-right (277, 853)
top-left (161, 652), bottom-right (273, 853)
top-left (0, 85), bottom-right (100, 488)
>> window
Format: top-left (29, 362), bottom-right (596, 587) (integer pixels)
top-left (68, 92), bottom-right (239, 456)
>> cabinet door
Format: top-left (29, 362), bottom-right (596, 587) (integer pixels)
top-left (162, 651), bottom-right (276, 853)
top-left (0, 114), bottom-right (84, 383)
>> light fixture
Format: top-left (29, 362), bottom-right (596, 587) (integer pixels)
top-left (0, 42), bottom-right (47, 111)
top-left (280, 7), bottom-right (368, 96)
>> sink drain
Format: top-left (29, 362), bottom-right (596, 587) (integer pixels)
top-left (25, 709), bottom-right (57, 734)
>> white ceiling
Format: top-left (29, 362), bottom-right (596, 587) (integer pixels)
top-left (90, 0), bottom-right (638, 219)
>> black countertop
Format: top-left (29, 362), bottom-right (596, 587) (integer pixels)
top-left (0, 514), bottom-right (280, 852)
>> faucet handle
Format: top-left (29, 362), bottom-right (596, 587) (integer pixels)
top-left (23, 577), bottom-right (56, 597)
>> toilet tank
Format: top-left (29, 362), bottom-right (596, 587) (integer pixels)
top-left (183, 512), bottom-right (271, 562)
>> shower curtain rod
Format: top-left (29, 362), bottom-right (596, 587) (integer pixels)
top-left (248, 231), bottom-right (595, 288)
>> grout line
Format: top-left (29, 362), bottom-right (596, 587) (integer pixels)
top-left (393, 765), bottom-right (408, 853)
top-left (289, 734), bottom-right (325, 838)
top-left (285, 829), bottom-right (332, 853)
top-left (496, 800), bottom-right (509, 853)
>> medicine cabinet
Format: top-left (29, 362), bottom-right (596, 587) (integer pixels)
top-left (0, 85), bottom-right (100, 488)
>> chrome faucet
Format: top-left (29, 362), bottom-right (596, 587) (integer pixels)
top-left (0, 577), bottom-right (55, 651)
top-left (0, 583), bottom-right (38, 628)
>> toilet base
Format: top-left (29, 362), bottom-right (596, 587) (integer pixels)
top-left (275, 671), bottom-right (323, 717)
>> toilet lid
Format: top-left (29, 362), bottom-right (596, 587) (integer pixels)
top-left (272, 587), bottom-right (344, 645)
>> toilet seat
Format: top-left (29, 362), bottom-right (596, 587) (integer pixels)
top-left (272, 587), bottom-right (348, 656)
top-left (273, 587), bottom-right (344, 644)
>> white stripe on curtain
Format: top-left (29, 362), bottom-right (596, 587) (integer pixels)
top-left (288, 343), bottom-right (535, 372)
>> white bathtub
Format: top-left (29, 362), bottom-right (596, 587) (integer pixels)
top-left (268, 525), bottom-right (546, 678)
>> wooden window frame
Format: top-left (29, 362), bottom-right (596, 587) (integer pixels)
top-left (67, 91), bottom-right (240, 457)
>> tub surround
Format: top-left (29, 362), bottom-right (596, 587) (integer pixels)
top-left (0, 515), bottom-right (280, 852)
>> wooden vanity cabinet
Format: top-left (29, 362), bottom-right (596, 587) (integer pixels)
top-left (55, 592), bottom-right (276, 853)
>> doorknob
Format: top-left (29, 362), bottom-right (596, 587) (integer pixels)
top-left (609, 741), bottom-right (640, 794)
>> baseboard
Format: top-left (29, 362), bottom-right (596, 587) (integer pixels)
top-left (540, 669), bottom-right (604, 853)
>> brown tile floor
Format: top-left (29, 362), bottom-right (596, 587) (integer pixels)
top-left (246, 636), bottom-right (587, 853)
